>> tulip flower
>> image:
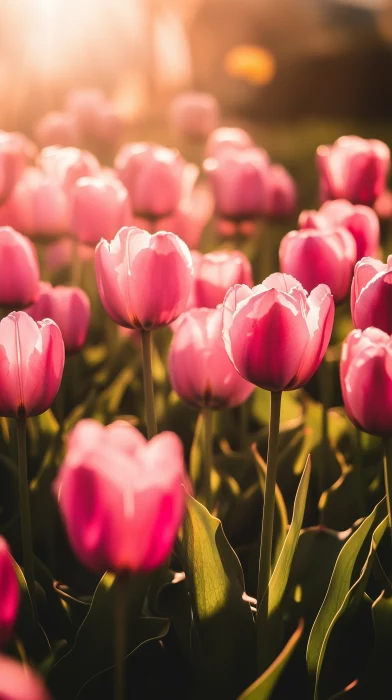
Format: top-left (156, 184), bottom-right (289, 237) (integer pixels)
top-left (26, 282), bottom-right (91, 354)
top-left (159, 183), bottom-right (213, 250)
top-left (316, 135), bottom-right (390, 205)
top-left (351, 256), bottom-right (392, 334)
top-left (92, 103), bottom-right (124, 146)
top-left (279, 226), bottom-right (356, 303)
top-left (0, 131), bottom-right (29, 205)
top-left (0, 538), bottom-right (19, 648)
top-left (264, 164), bottom-right (297, 219)
top-left (0, 656), bottom-right (51, 699)
top-left (38, 146), bottom-right (100, 195)
top-left (28, 170), bottom-right (70, 238)
top-left (191, 250), bottom-right (253, 308)
top-left (374, 190), bottom-right (392, 220)
top-left (71, 177), bottom-right (130, 246)
top-left (66, 87), bottom-right (107, 133)
top-left (34, 111), bottom-right (80, 148)
top-left (45, 239), bottom-right (94, 273)
top-left (170, 91), bottom-right (220, 140)
top-left (205, 127), bottom-right (254, 158)
top-left (0, 227), bottom-right (40, 308)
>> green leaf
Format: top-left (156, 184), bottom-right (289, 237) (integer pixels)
top-left (12, 559), bottom-right (51, 663)
top-left (355, 592), bottom-right (392, 698)
top-left (239, 619), bottom-right (304, 699)
top-left (189, 411), bottom-right (204, 489)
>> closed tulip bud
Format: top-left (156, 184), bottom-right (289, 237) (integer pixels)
top-left (280, 226), bottom-right (356, 303)
top-left (205, 127), bottom-right (254, 158)
top-left (54, 420), bottom-right (187, 573)
top-left (340, 327), bottom-right (392, 436)
top-left (374, 190), bottom-right (392, 220)
top-left (170, 92), bottom-right (220, 140)
top-left (298, 209), bottom-right (329, 230)
top-left (34, 111), bottom-right (80, 148)
top-left (91, 104), bottom-right (124, 145)
top-left (115, 143), bottom-right (186, 219)
top-left (26, 283), bottom-right (90, 355)
top-left (204, 147), bottom-right (269, 221)
top-left (66, 88), bottom-right (107, 133)
top-left (264, 164), bottom-right (297, 219)
top-left (0, 132), bottom-right (28, 205)
top-left (222, 273), bottom-right (334, 391)
top-left (0, 311), bottom-right (64, 417)
top-left (0, 178), bottom-right (34, 236)
top-left (38, 146), bottom-right (100, 195)
top-left (319, 199), bottom-right (380, 260)
top-left (71, 177), bottom-right (130, 246)
top-left (0, 656), bottom-right (51, 700)
top-left (159, 183), bottom-right (213, 250)
top-left (169, 307), bottom-right (254, 409)
top-left (96, 227), bottom-right (193, 330)
top-left (192, 250), bottom-right (253, 308)
top-left (29, 170), bottom-right (70, 238)
top-left (351, 256), bottom-right (392, 334)
top-left (316, 135), bottom-right (390, 205)
top-left (0, 538), bottom-right (19, 648)
top-left (0, 227), bottom-right (40, 308)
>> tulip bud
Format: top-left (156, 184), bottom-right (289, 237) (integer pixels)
top-left (66, 88), bottom-right (107, 134)
top-left (316, 135), bottom-right (390, 205)
top-left (192, 250), bottom-right (253, 308)
top-left (159, 184), bottom-right (213, 250)
top-left (0, 538), bottom-right (19, 648)
top-left (169, 307), bottom-right (254, 409)
top-left (71, 177), bottom-right (130, 246)
top-left (91, 104), bottom-right (124, 145)
top-left (0, 311), bottom-right (64, 418)
top-left (38, 146), bottom-right (100, 195)
top-left (264, 164), bottom-right (297, 219)
top-left (318, 199), bottom-right (380, 260)
top-left (26, 282), bottom-right (90, 355)
top-left (34, 111), bottom-right (80, 148)
top-left (95, 227), bottom-right (193, 330)
top-left (54, 420), bottom-right (187, 573)
top-left (351, 256), bottom-right (392, 334)
top-left (298, 209), bottom-right (329, 230)
top-left (205, 127), bottom-right (254, 158)
top-left (222, 273), bottom-right (334, 391)
top-left (170, 92), bottom-right (220, 140)
top-left (340, 327), bottom-right (392, 436)
top-left (0, 131), bottom-right (28, 205)
top-left (0, 655), bottom-right (51, 699)
top-left (0, 227), bottom-right (40, 308)
top-left (279, 226), bottom-right (356, 303)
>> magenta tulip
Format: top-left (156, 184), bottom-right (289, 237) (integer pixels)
top-left (71, 177), bottom-right (130, 246)
top-left (0, 538), bottom-right (19, 648)
top-left (222, 273), bottom-right (334, 391)
top-left (192, 250), bottom-right (253, 308)
top-left (0, 655), bottom-right (51, 700)
top-left (96, 227), bottom-right (193, 330)
top-left (264, 165), bottom-right (297, 219)
top-left (38, 146), bottom-right (100, 195)
top-left (205, 127), bottom-right (254, 158)
top-left (0, 131), bottom-right (28, 205)
top-left (54, 420), bottom-right (187, 573)
top-left (351, 256), bottom-right (392, 334)
top-left (0, 311), bottom-right (64, 417)
top-left (170, 92), bottom-right (220, 140)
top-left (316, 135), bottom-right (390, 205)
top-left (0, 227), bottom-right (40, 308)
top-left (34, 111), bottom-right (80, 148)
top-left (340, 327), bottom-right (392, 436)
top-left (279, 226), bottom-right (356, 303)
top-left (169, 307), bottom-right (254, 409)
top-left (26, 283), bottom-right (90, 355)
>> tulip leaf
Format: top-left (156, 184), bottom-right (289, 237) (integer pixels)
top-left (12, 558), bottom-right (51, 663)
top-left (354, 592), bottom-right (392, 698)
top-left (189, 411), bottom-right (205, 490)
top-left (238, 618), bottom-right (304, 699)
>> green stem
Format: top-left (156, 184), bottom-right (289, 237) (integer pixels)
top-left (319, 357), bottom-right (331, 495)
top-left (71, 237), bottom-right (82, 287)
top-left (141, 330), bottom-right (157, 439)
top-left (16, 417), bottom-right (36, 621)
top-left (114, 572), bottom-right (128, 700)
top-left (257, 390), bottom-right (282, 672)
top-left (355, 428), bottom-right (366, 516)
top-left (383, 438), bottom-right (392, 535)
top-left (203, 407), bottom-right (213, 512)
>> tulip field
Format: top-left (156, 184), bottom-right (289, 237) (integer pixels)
top-left (0, 92), bottom-right (392, 700)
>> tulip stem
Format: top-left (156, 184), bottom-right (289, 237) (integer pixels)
top-left (355, 428), bottom-right (366, 516)
top-left (383, 438), bottom-right (392, 536)
top-left (141, 330), bottom-right (157, 439)
top-left (16, 416), bottom-right (36, 621)
top-left (114, 572), bottom-right (128, 700)
top-left (319, 356), bottom-right (331, 494)
top-left (203, 408), bottom-right (213, 511)
top-left (257, 390), bottom-right (282, 673)
top-left (71, 237), bottom-right (82, 287)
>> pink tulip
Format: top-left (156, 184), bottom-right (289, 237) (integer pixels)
top-left (45, 239), bottom-right (94, 273)
top-left (159, 183), bottom-right (213, 250)
top-left (0, 179), bottom-right (34, 236)
top-left (0, 311), bottom-right (64, 418)
top-left (0, 227), bottom-right (40, 308)
top-left (205, 127), bottom-right (254, 158)
top-left (264, 165), bottom-right (297, 219)
top-left (170, 92), bottom-right (220, 140)
top-left (91, 104), bottom-right (124, 145)
top-left (54, 419), bottom-right (187, 573)
top-left (0, 132), bottom-right (28, 205)
top-left (222, 273), bottom-right (334, 391)
top-left (38, 146), bottom-right (100, 195)
top-left (115, 143), bottom-right (186, 219)
top-left (204, 147), bottom-right (269, 221)
top-left (169, 307), bottom-right (254, 409)
top-left (316, 135), bottom-right (390, 205)
top-left (340, 327), bottom-right (392, 436)
top-left (298, 209), bottom-right (329, 230)
top-left (96, 227), bottom-right (193, 330)
top-left (66, 88), bottom-right (107, 133)
top-left (34, 112), bottom-right (80, 148)
top-left (0, 655), bottom-right (51, 700)
top-left (374, 190), bottom-right (392, 220)
top-left (279, 226), bottom-right (356, 303)
top-left (192, 250), bottom-right (253, 308)
top-left (0, 538), bottom-right (19, 648)
top-left (351, 256), bottom-right (392, 334)
top-left (71, 177), bottom-right (130, 246)
top-left (319, 200), bottom-right (380, 260)
top-left (26, 283), bottom-right (90, 355)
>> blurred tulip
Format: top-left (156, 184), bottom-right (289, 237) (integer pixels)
top-left (222, 273), bottom-right (334, 391)
top-left (340, 327), bottom-right (392, 436)
top-left (204, 147), bottom-right (269, 221)
top-left (54, 420), bottom-right (187, 573)
top-left (316, 135), bottom-right (390, 205)
top-left (38, 146), bottom-right (100, 195)
top-left (96, 227), bottom-right (193, 330)
top-left (279, 226), bottom-right (356, 303)
top-left (71, 177), bottom-right (130, 246)
top-left (91, 103), bottom-right (124, 145)
top-left (351, 256), bottom-right (392, 333)
top-left (170, 92), bottom-right (220, 140)
top-left (169, 307), bottom-right (254, 409)
top-left (298, 209), bottom-right (329, 230)
top-left (26, 169), bottom-right (70, 238)
top-left (0, 311), bottom-right (64, 417)
top-left (45, 239), bottom-right (94, 273)
top-left (0, 655), bottom-right (51, 700)
top-left (205, 127), bottom-right (254, 158)
top-left (34, 111), bottom-right (80, 148)
top-left (0, 131), bottom-right (28, 205)
top-left (374, 190), bottom-right (392, 220)
top-left (26, 282), bottom-right (90, 355)
top-left (320, 200), bottom-right (379, 260)
top-left (0, 538), bottom-right (19, 648)
top-left (66, 88), bottom-right (107, 133)
top-left (159, 183), bottom-right (213, 249)
top-left (0, 227), bottom-right (40, 308)
top-left (192, 250), bottom-right (253, 308)
top-left (264, 164), bottom-right (297, 219)
top-left (0, 178), bottom-right (34, 236)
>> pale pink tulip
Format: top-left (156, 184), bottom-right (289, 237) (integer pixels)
top-left (34, 111), bottom-right (80, 148)
top-left (71, 177), bottom-right (130, 246)
top-left (170, 92), bottom-right (220, 140)
top-left (0, 655), bottom-right (51, 699)
top-left (192, 250), bottom-right (253, 308)
top-left (205, 127), bottom-right (254, 158)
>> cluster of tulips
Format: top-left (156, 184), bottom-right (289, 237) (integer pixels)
top-left (0, 91), bottom-right (391, 699)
